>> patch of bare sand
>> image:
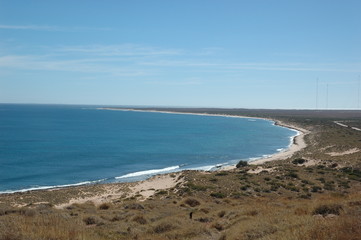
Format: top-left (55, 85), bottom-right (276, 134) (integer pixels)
top-left (55, 183), bottom-right (131, 209)
top-left (302, 159), bottom-right (321, 167)
top-left (130, 172), bottom-right (184, 201)
top-left (55, 173), bottom-right (184, 208)
top-left (327, 148), bottom-right (360, 156)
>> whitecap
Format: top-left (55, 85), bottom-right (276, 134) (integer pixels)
top-left (115, 165), bottom-right (180, 179)
top-left (0, 179), bottom-right (106, 194)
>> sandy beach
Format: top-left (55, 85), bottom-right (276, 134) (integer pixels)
top-left (248, 120), bottom-right (309, 165)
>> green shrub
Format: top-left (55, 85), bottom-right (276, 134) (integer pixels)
top-left (311, 186), bottom-right (322, 192)
top-left (210, 192), bottom-right (226, 198)
top-left (236, 160), bottom-right (248, 168)
top-left (215, 172), bottom-right (228, 176)
top-left (286, 172), bottom-right (299, 179)
top-left (156, 190), bottom-right (168, 195)
top-left (187, 183), bottom-right (208, 191)
top-left (209, 178), bottom-right (218, 182)
top-left (292, 158), bottom-right (306, 165)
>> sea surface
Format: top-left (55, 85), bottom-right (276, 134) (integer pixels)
top-left (0, 104), bottom-right (297, 193)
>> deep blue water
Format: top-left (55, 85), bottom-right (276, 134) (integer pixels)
top-left (0, 104), bottom-right (297, 193)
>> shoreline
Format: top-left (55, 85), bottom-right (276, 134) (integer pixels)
top-left (101, 107), bottom-right (309, 167)
top-left (247, 119), bottom-right (308, 165)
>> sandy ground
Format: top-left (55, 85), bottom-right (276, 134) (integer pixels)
top-left (130, 172), bottom-right (183, 200)
top-left (55, 184), bottom-right (131, 209)
top-left (55, 173), bottom-right (183, 208)
top-left (327, 148), bottom-right (360, 156)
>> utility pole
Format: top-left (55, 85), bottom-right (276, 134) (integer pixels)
top-left (316, 78), bottom-right (319, 110)
top-left (326, 84), bottom-right (329, 109)
top-left (357, 75), bottom-right (360, 109)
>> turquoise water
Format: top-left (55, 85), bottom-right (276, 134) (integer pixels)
top-left (0, 104), bottom-right (297, 193)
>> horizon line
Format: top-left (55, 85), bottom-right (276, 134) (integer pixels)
top-left (1, 102), bottom-right (361, 111)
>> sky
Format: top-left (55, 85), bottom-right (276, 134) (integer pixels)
top-left (0, 0), bottom-right (360, 109)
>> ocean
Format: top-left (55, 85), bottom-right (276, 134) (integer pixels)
top-left (0, 104), bottom-right (297, 193)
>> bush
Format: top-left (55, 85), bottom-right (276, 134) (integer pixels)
top-left (292, 158), bottom-right (306, 165)
top-left (153, 223), bottom-right (175, 233)
top-left (187, 183), bottom-right (208, 191)
top-left (132, 215), bottom-right (147, 224)
top-left (156, 190), bottom-right (168, 195)
top-left (215, 172), bottom-right (228, 176)
top-left (286, 172), bottom-right (299, 179)
top-left (213, 222), bottom-right (224, 231)
top-left (312, 204), bottom-right (343, 216)
top-left (124, 203), bottom-right (144, 210)
top-left (311, 186), bottom-right (322, 192)
top-left (210, 192), bottom-right (226, 198)
top-left (217, 210), bottom-right (226, 218)
top-left (83, 216), bottom-right (97, 225)
top-left (184, 198), bottom-right (200, 207)
top-left (236, 160), bottom-right (248, 168)
top-left (98, 203), bottom-right (110, 210)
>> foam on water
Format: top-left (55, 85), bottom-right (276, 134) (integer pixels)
top-left (115, 166), bottom-right (180, 179)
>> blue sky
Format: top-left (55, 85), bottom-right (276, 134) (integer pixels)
top-left (0, 0), bottom-right (360, 109)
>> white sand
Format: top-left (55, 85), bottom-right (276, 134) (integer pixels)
top-left (55, 173), bottom-right (183, 208)
top-left (130, 172), bottom-right (183, 200)
top-left (327, 148), bottom-right (360, 156)
top-left (55, 184), bottom-right (131, 209)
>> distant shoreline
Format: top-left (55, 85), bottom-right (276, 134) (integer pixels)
top-left (100, 107), bottom-right (309, 167)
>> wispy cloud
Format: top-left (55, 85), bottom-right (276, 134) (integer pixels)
top-left (1, 42), bottom-right (360, 81)
top-left (147, 78), bottom-right (203, 86)
top-left (0, 24), bottom-right (111, 32)
top-left (58, 44), bottom-right (183, 56)
top-left (140, 60), bottom-right (361, 73)
top-left (0, 55), bottom-right (149, 76)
